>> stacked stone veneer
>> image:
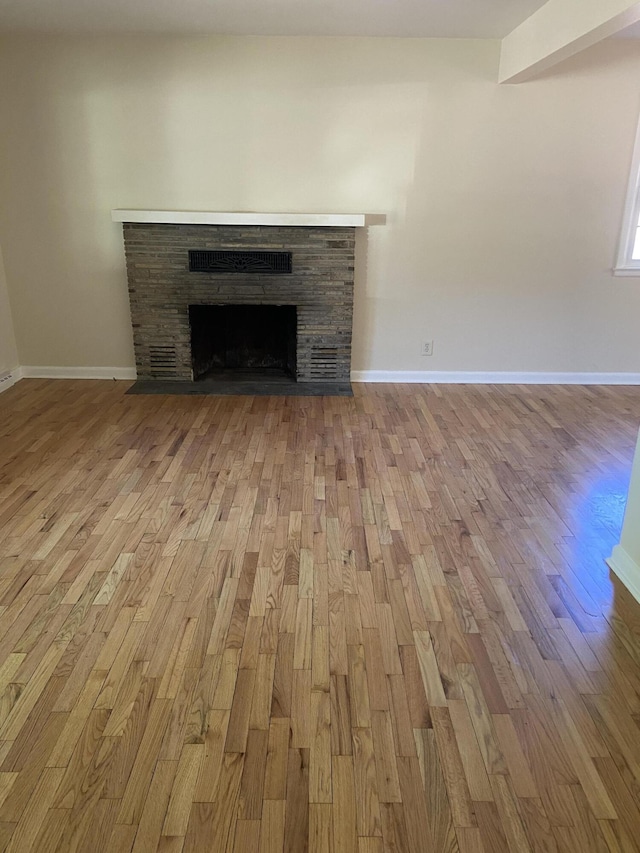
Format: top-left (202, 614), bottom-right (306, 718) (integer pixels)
top-left (122, 223), bottom-right (355, 382)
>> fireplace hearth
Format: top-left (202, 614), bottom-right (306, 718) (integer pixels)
top-left (114, 210), bottom-right (362, 394)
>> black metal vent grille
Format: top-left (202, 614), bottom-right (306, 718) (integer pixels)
top-left (189, 250), bottom-right (292, 274)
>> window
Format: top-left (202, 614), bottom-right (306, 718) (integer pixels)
top-left (615, 114), bottom-right (640, 276)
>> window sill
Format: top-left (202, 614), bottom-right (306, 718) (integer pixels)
top-left (613, 267), bottom-right (640, 277)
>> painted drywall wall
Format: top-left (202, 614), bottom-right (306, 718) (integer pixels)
top-left (0, 35), bottom-right (639, 373)
top-left (0, 245), bottom-right (18, 374)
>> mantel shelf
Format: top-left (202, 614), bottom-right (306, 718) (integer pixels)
top-left (111, 210), bottom-right (366, 227)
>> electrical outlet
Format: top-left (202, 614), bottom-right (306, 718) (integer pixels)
top-left (421, 340), bottom-right (434, 357)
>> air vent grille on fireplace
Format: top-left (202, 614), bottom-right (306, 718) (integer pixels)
top-left (189, 250), bottom-right (292, 274)
top-left (148, 345), bottom-right (177, 376)
top-left (309, 347), bottom-right (339, 378)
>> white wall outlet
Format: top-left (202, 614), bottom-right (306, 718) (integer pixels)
top-left (421, 340), bottom-right (434, 356)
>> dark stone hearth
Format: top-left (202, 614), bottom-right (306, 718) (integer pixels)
top-left (122, 223), bottom-right (356, 383)
top-left (126, 377), bottom-right (353, 397)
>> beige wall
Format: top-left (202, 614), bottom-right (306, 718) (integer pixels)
top-left (0, 35), bottom-right (640, 373)
top-left (0, 245), bottom-right (18, 374)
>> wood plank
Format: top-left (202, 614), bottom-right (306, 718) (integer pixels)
top-left (309, 690), bottom-right (332, 804)
top-left (162, 744), bottom-right (203, 837)
top-left (352, 727), bottom-right (382, 838)
top-left (332, 754), bottom-right (357, 853)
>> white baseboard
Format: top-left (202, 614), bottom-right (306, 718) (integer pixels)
top-left (20, 366), bottom-right (137, 381)
top-left (350, 370), bottom-right (640, 385)
top-left (607, 545), bottom-right (640, 604)
top-left (6, 367), bottom-right (640, 387)
top-left (0, 367), bottom-right (23, 394)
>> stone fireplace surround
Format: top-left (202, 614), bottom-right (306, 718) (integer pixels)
top-left (113, 211), bottom-right (364, 386)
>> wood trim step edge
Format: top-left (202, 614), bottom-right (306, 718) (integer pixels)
top-left (607, 545), bottom-right (640, 604)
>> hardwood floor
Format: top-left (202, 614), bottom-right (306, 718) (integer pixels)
top-left (1, 379), bottom-right (640, 852)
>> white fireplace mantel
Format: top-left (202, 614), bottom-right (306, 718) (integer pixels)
top-left (111, 209), bottom-right (366, 227)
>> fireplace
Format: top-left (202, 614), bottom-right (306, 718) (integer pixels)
top-left (113, 210), bottom-right (363, 389)
top-left (189, 304), bottom-right (297, 380)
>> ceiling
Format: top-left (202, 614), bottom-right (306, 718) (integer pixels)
top-left (0, 0), bottom-right (548, 39)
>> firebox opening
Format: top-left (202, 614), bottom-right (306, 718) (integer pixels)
top-left (189, 304), bottom-right (297, 381)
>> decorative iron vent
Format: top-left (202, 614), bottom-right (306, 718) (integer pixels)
top-left (189, 250), bottom-right (292, 274)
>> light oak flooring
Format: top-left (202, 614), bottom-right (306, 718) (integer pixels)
top-left (1, 379), bottom-right (640, 852)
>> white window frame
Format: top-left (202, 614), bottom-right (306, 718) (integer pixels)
top-left (615, 113), bottom-right (640, 276)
